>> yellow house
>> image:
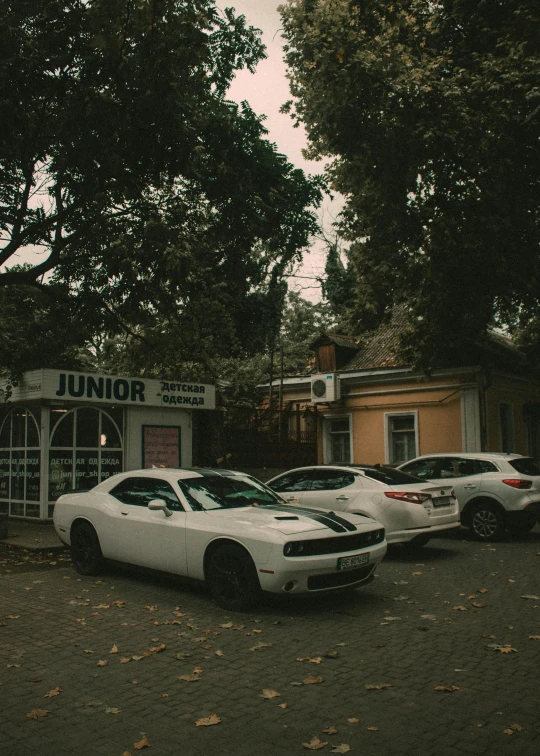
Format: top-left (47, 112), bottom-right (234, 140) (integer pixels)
top-left (268, 319), bottom-right (540, 467)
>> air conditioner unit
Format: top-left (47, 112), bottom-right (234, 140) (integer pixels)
top-left (310, 373), bottom-right (340, 403)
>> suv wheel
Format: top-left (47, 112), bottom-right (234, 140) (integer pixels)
top-left (469, 501), bottom-right (505, 541)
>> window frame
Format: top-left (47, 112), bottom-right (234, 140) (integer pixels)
top-left (384, 411), bottom-right (419, 465)
top-left (322, 414), bottom-right (353, 464)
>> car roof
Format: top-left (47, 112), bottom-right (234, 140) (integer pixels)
top-left (101, 468), bottom-right (251, 483)
top-left (405, 453), bottom-right (526, 460)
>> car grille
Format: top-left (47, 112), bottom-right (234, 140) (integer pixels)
top-left (307, 565), bottom-right (374, 590)
top-left (287, 528), bottom-right (384, 557)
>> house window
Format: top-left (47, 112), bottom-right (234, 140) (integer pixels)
top-left (327, 417), bottom-right (351, 463)
top-left (499, 402), bottom-right (514, 453)
top-left (386, 413), bottom-right (418, 464)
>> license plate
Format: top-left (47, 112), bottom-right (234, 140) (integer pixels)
top-left (433, 496), bottom-right (451, 508)
top-left (337, 553), bottom-right (369, 570)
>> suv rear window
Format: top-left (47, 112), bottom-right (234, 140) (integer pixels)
top-left (508, 457), bottom-right (540, 476)
top-left (360, 466), bottom-right (424, 485)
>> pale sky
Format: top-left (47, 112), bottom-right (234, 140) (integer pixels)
top-left (224, 0), bottom-right (342, 300)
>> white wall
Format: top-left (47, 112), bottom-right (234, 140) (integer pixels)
top-left (125, 406), bottom-right (193, 470)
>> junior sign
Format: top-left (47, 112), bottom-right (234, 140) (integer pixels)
top-left (0, 369), bottom-right (216, 410)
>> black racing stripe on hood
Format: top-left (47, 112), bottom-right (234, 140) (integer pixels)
top-left (260, 504), bottom-right (357, 533)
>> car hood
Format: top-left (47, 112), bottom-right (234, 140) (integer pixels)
top-left (201, 504), bottom-right (370, 536)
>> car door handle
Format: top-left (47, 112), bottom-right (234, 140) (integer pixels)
top-left (121, 511), bottom-right (129, 515)
top-left (463, 485), bottom-right (477, 490)
top-left (336, 496), bottom-right (349, 501)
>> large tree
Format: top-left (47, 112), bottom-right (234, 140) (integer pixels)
top-left (280, 0), bottom-right (539, 367)
top-left (0, 0), bottom-right (321, 376)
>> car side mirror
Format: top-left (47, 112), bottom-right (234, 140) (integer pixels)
top-left (148, 498), bottom-right (173, 517)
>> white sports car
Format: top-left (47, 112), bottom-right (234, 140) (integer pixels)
top-left (53, 468), bottom-right (387, 610)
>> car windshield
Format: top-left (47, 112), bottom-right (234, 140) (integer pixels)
top-left (178, 475), bottom-right (282, 510)
top-left (360, 466), bottom-right (425, 485)
top-left (508, 457), bottom-right (540, 476)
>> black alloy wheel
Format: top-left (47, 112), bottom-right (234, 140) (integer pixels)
top-left (207, 544), bottom-right (261, 611)
top-left (469, 501), bottom-right (505, 541)
top-left (70, 521), bottom-right (103, 575)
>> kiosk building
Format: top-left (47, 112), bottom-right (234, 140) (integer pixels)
top-left (0, 369), bottom-right (216, 520)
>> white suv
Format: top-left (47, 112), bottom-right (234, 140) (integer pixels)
top-left (399, 453), bottom-right (540, 541)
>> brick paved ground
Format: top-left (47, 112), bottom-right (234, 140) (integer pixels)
top-left (1, 528), bottom-right (539, 756)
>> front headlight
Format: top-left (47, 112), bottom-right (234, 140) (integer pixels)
top-left (284, 541), bottom-right (305, 556)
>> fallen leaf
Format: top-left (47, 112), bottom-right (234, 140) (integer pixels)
top-left (26, 709), bottom-right (48, 719)
top-left (83, 650), bottom-right (94, 654)
top-left (529, 635), bottom-right (540, 640)
top-left (330, 746), bottom-right (350, 754)
top-left (346, 718), bottom-right (359, 724)
top-left (365, 683), bottom-right (393, 690)
top-left (250, 642), bottom-right (271, 652)
top-left (453, 606), bottom-right (467, 611)
top-left (195, 714), bottom-right (221, 727)
top-left (120, 658), bottom-right (131, 664)
top-left (412, 572), bottom-right (422, 576)
top-left (133, 734), bottom-right (151, 749)
top-left (278, 703), bottom-right (288, 709)
top-left (7, 664), bottom-right (21, 668)
top-left (492, 646), bottom-right (518, 654)
top-left (44, 687), bottom-right (62, 698)
top-left (215, 650), bottom-right (225, 657)
top-left (302, 736), bottom-right (328, 750)
top-left (472, 602), bottom-right (486, 608)
top-left (480, 588), bottom-right (488, 593)
top-left (97, 660), bottom-right (108, 667)
top-left (105, 707), bottom-right (121, 714)
top-left (220, 622), bottom-right (233, 628)
top-left (261, 689), bottom-right (280, 699)
top-left (434, 685), bottom-right (461, 692)
top-left (303, 675), bottom-right (324, 685)
top-left (322, 726), bottom-right (337, 734)
top-left (178, 674), bottom-right (200, 682)
top-left (110, 644), bottom-right (119, 654)
top-left (502, 724), bottom-right (523, 735)
top-left (367, 726), bottom-right (379, 731)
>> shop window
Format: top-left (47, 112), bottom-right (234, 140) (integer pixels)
top-left (49, 407), bottom-right (124, 501)
top-left (0, 407), bottom-right (41, 517)
top-left (386, 412), bottom-right (418, 465)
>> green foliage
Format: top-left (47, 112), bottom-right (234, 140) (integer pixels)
top-left (281, 0), bottom-right (540, 368)
top-left (0, 0), bottom-right (322, 377)
top-left (322, 241), bottom-right (355, 324)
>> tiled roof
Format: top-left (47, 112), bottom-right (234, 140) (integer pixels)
top-left (339, 309), bottom-right (526, 372)
top-left (342, 312), bottom-right (412, 370)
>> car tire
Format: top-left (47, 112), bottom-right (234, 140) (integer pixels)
top-left (402, 534), bottom-right (431, 548)
top-left (207, 544), bottom-right (261, 611)
top-left (469, 501), bottom-right (505, 542)
top-left (70, 521), bottom-right (104, 576)
top-left (507, 517), bottom-right (537, 536)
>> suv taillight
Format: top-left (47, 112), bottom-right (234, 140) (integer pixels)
top-left (502, 479), bottom-right (532, 489)
top-left (385, 492), bottom-right (431, 504)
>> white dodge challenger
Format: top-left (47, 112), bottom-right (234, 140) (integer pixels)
top-left (53, 468), bottom-right (387, 610)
